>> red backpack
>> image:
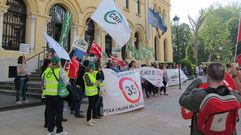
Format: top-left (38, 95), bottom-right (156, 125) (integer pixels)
top-left (197, 92), bottom-right (240, 135)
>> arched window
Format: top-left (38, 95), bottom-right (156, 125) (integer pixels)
top-left (125, 0), bottom-right (129, 9)
top-left (105, 34), bottom-right (112, 57)
top-left (2, 0), bottom-right (26, 50)
top-left (154, 36), bottom-right (158, 61)
top-left (85, 19), bottom-right (95, 45)
top-left (47, 4), bottom-right (70, 51)
top-left (121, 45), bottom-right (127, 60)
top-left (134, 32), bottom-right (139, 50)
top-left (136, 0), bottom-right (141, 14)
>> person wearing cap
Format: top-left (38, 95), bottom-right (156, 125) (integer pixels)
top-left (83, 61), bottom-right (100, 126)
top-left (42, 56), bottom-right (69, 135)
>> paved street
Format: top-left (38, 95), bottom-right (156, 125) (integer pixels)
top-left (0, 80), bottom-right (241, 135)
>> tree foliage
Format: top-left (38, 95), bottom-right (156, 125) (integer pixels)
top-left (172, 23), bottom-right (192, 64)
top-left (188, 9), bottom-right (207, 65)
top-left (199, 3), bottom-right (241, 62)
top-left (172, 2), bottom-right (241, 64)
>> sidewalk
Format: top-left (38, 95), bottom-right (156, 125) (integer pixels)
top-left (0, 80), bottom-right (240, 135)
top-left (0, 91), bottom-right (42, 111)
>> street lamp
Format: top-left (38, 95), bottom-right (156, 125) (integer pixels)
top-left (173, 15), bottom-right (181, 90)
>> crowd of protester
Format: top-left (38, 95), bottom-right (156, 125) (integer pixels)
top-left (35, 49), bottom-right (176, 135)
top-left (16, 48), bottom-right (241, 135)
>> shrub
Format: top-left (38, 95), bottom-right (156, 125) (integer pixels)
top-left (180, 59), bottom-right (195, 75)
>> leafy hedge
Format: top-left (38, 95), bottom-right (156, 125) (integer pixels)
top-left (180, 59), bottom-right (195, 75)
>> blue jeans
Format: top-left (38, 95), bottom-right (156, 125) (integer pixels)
top-left (16, 78), bottom-right (27, 101)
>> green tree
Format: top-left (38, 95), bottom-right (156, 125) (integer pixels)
top-left (172, 23), bottom-right (192, 63)
top-left (185, 43), bottom-right (196, 64)
top-left (198, 38), bottom-right (209, 64)
top-left (200, 6), bottom-right (233, 62)
top-left (188, 9), bottom-right (207, 65)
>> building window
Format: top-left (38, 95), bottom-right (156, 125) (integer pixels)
top-left (105, 34), bottom-right (112, 57)
top-left (136, 0), bottom-right (141, 14)
top-left (2, 0), bottom-right (26, 50)
top-left (154, 36), bottom-right (158, 61)
top-left (134, 32), bottom-right (139, 50)
top-left (47, 4), bottom-right (71, 51)
top-left (85, 19), bottom-right (95, 45)
top-left (125, 0), bottom-right (129, 9)
top-left (121, 45), bottom-right (127, 60)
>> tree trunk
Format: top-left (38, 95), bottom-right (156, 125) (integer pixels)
top-left (208, 53), bottom-right (212, 62)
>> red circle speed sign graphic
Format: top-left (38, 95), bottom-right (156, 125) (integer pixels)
top-left (119, 77), bottom-right (141, 104)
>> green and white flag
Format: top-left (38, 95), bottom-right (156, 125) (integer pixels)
top-left (59, 11), bottom-right (72, 49)
top-left (72, 35), bottom-right (88, 53)
top-left (91, 0), bottom-right (131, 48)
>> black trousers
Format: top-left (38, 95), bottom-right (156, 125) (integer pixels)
top-left (46, 96), bottom-right (63, 133)
top-left (160, 81), bottom-right (167, 94)
top-left (94, 95), bottom-right (103, 116)
top-left (87, 95), bottom-right (98, 121)
top-left (43, 99), bottom-right (48, 125)
top-left (142, 82), bottom-right (149, 98)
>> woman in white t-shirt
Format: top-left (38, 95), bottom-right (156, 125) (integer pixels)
top-left (15, 55), bottom-right (29, 105)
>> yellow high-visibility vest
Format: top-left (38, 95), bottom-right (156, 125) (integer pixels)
top-left (42, 67), bottom-right (60, 96)
top-left (83, 72), bottom-right (98, 97)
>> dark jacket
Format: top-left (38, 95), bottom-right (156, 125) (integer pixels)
top-left (179, 78), bottom-right (241, 135)
top-left (76, 66), bottom-right (86, 89)
top-left (96, 71), bottom-right (104, 81)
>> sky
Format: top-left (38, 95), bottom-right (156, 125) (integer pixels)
top-left (171, 0), bottom-right (240, 24)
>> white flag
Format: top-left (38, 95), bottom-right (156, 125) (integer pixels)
top-left (72, 35), bottom-right (88, 53)
top-left (91, 0), bottom-right (131, 48)
top-left (43, 33), bottom-right (70, 60)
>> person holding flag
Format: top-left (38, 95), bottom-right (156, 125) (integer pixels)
top-left (83, 61), bottom-right (100, 126)
top-left (42, 56), bottom-right (69, 135)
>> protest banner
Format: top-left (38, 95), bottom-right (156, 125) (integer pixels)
top-left (102, 69), bottom-right (144, 116)
top-left (59, 11), bottom-right (72, 49)
top-left (139, 67), bottom-right (164, 87)
top-left (19, 44), bottom-right (30, 54)
top-left (166, 69), bottom-right (188, 86)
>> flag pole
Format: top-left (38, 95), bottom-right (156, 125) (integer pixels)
top-left (234, 17), bottom-right (241, 63)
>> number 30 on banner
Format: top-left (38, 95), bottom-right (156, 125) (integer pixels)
top-left (119, 77), bottom-right (141, 104)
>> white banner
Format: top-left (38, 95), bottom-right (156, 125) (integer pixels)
top-left (19, 44), bottom-right (30, 54)
top-left (166, 69), bottom-right (188, 86)
top-left (72, 35), bottom-right (88, 53)
top-left (102, 69), bottom-right (144, 116)
top-left (139, 67), bottom-right (164, 87)
top-left (43, 32), bottom-right (70, 60)
top-left (91, 0), bottom-right (131, 48)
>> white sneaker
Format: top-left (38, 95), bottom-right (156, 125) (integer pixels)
top-left (23, 100), bottom-right (29, 104)
top-left (16, 101), bottom-right (22, 105)
top-left (87, 120), bottom-right (94, 127)
top-left (47, 132), bottom-right (55, 135)
top-left (91, 119), bottom-right (96, 123)
top-left (56, 130), bottom-right (68, 135)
